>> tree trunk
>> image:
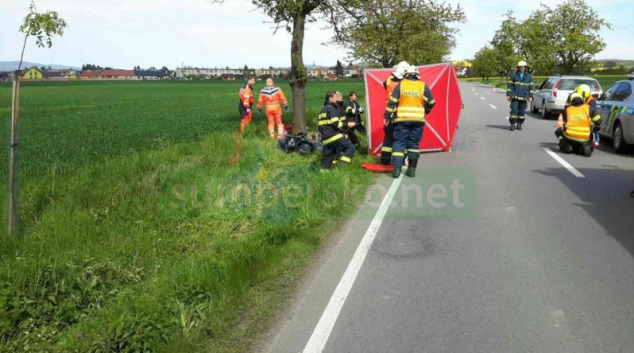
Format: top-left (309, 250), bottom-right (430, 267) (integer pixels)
top-left (8, 80), bottom-right (20, 237)
top-left (288, 12), bottom-right (308, 134)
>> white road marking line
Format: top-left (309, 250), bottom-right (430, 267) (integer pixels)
top-left (542, 147), bottom-right (585, 178)
top-left (302, 174), bottom-right (404, 353)
top-left (475, 92), bottom-right (479, 95)
top-left (505, 116), bottom-right (509, 120)
top-left (481, 97), bottom-right (485, 100)
top-left (490, 104), bottom-right (497, 109)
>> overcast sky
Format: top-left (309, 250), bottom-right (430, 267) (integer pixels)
top-left (0, 0), bottom-right (632, 69)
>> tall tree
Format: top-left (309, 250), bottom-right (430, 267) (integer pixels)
top-left (212, 1), bottom-right (355, 133)
top-left (490, 11), bottom-right (522, 80)
top-left (9, 0), bottom-right (67, 236)
top-left (335, 60), bottom-right (344, 76)
top-left (471, 46), bottom-right (499, 81)
top-left (327, 0), bottom-right (466, 67)
top-left (534, 0), bottom-right (611, 74)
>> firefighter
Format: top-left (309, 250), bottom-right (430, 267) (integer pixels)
top-left (565, 84), bottom-right (596, 108)
top-left (555, 92), bottom-right (602, 157)
top-left (380, 62), bottom-right (409, 165)
top-left (385, 65), bottom-right (435, 178)
top-left (506, 60), bottom-right (535, 131)
top-left (257, 78), bottom-right (290, 139)
top-left (239, 76), bottom-right (256, 132)
top-left (319, 91), bottom-right (355, 170)
top-left (343, 91), bottom-right (366, 148)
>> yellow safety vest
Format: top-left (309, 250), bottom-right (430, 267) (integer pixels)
top-left (564, 104), bottom-right (592, 142)
top-left (395, 80), bottom-right (426, 123)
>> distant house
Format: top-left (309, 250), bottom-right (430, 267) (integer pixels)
top-left (100, 70), bottom-right (136, 80)
top-left (221, 74), bottom-right (236, 81)
top-left (20, 67), bottom-right (43, 80)
top-left (326, 73), bottom-right (338, 81)
top-left (0, 71), bottom-right (14, 82)
top-left (79, 70), bottom-right (101, 80)
top-left (135, 70), bottom-right (168, 80)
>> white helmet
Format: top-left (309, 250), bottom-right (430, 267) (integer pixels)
top-left (517, 60), bottom-right (527, 67)
top-left (396, 61), bottom-right (410, 70)
top-left (404, 65), bottom-right (419, 77)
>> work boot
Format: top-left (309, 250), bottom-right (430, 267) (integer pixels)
top-left (510, 123), bottom-right (516, 131)
top-left (516, 122), bottom-right (523, 130)
top-left (582, 144), bottom-right (592, 157)
top-left (392, 167), bottom-right (402, 178)
top-left (405, 168), bottom-right (416, 178)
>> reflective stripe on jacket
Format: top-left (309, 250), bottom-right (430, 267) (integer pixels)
top-left (318, 102), bottom-right (344, 144)
top-left (257, 86), bottom-right (288, 111)
top-left (384, 78), bottom-right (435, 123)
top-left (506, 72), bottom-right (535, 100)
top-left (239, 83), bottom-right (254, 108)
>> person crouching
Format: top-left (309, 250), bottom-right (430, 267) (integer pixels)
top-left (319, 91), bottom-right (355, 171)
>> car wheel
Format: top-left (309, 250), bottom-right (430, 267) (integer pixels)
top-left (541, 101), bottom-right (549, 119)
top-left (531, 100), bottom-right (538, 113)
top-left (612, 122), bottom-right (630, 153)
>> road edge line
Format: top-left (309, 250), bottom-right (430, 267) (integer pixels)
top-left (302, 174), bottom-right (404, 352)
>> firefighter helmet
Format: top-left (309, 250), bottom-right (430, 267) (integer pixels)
top-left (575, 84), bottom-right (591, 100)
top-left (569, 92), bottom-right (584, 106)
top-left (517, 60), bottom-right (527, 67)
top-left (404, 65), bottom-right (419, 77)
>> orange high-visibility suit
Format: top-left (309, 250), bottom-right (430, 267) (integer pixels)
top-left (257, 85), bottom-right (289, 138)
top-left (239, 83), bottom-right (254, 132)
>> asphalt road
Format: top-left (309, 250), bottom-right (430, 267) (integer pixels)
top-left (259, 82), bottom-right (634, 353)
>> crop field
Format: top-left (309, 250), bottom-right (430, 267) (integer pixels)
top-left (0, 80), bottom-right (376, 352)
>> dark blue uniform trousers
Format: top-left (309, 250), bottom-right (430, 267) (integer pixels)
top-left (510, 99), bottom-right (527, 125)
top-left (392, 121), bottom-right (424, 168)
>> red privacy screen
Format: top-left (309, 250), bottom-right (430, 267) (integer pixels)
top-left (363, 62), bottom-right (463, 156)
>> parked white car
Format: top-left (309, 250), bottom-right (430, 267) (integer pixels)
top-left (531, 75), bottom-right (603, 119)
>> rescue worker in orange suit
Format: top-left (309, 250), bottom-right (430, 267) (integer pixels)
top-left (385, 65), bottom-right (435, 178)
top-left (239, 76), bottom-right (256, 132)
top-left (257, 78), bottom-right (290, 139)
top-left (380, 62), bottom-right (408, 164)
top-left (343, 91), bottom-right (366, 148)
top-left (319, 91), bottom-right (355, 171)
top-left (555, 92), bottom-right (602, 157)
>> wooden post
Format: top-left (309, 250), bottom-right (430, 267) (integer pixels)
top-left (8, 79), bottom-right (20, 236)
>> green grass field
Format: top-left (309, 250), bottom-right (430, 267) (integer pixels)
top-left (0, 80), bottom-right (375, 352)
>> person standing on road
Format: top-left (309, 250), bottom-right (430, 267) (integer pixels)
top-left (343, 91), bottom-right (365, 148)
top-left (384, 65), bottom-right (435, 178)
top-left (506, 61), bottom-right (535, 131)
top-left (256, 78), bottom-right (290, 139)
top-left (380, 62), bottom-right (408, 165)
top-left (319, 91), bottom-right (355, 171)
top-left (239, 76), bottom-right (256, 133)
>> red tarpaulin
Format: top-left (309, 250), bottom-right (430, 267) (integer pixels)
top-left (363, 62), bottom-right (463, 156)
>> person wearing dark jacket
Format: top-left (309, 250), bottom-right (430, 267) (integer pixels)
top-left (343, 91), bottom-right (365, 148)
top-left (506, 60), bottom-right (535, 131)
top-left (319, 91), bottom-right (355, 170)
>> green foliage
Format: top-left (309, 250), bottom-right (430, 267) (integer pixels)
top-left (488, 0), bottom-right (612, 76)
top-left (19, 1), bottom-right (68, 49)
top-left (471, 46), bottom-right (499, 81)
top-left (0, 80), bottom-right (376, 352)
top-left (328, 0), bottom-right (466, 67)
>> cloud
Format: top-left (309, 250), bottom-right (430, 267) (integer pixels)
top-left (0, 0), bottom-right (631, 69)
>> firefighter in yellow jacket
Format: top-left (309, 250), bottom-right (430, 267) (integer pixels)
top-left (384, 66), bottom-right (435, 178)
top-left (555, 93), bottom-right (602, 157)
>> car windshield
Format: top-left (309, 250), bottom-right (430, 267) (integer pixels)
top-left (558, 79), bottom-right (601, 91)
